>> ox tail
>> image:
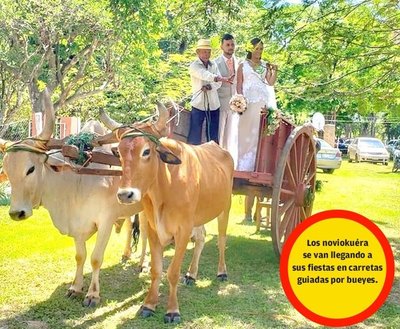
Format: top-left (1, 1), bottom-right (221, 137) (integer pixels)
top-left (131, 214), bottom-right (140, 252)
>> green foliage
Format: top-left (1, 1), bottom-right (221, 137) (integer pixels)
top-left (0, 120), bottom-right (30, 141)
top-left (66, 132), bottom-right (95, 165)
top-left (0, 0), bottom-right (169, 121)
top-left (258, 1), bottom-right (399, 119)
top-left (0, 0), bottom-right (398, 138)
top-left (0, 182), bottom-right (10, 206)
top-left (315, 179), bottom-right (323, 192)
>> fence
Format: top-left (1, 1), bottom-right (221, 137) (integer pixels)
top-left (0, 117), bottom-right (81, 141)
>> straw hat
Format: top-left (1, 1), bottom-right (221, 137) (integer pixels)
top-left (196, 39), bottom-right (212, 50)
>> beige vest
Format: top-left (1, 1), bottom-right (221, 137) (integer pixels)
top-left (215, 55), bottom-right (238, 100)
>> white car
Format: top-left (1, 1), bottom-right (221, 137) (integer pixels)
top-left (348, 137), bottom-right (389, 165)
top-left (316, 138), bottom-right (342, 174)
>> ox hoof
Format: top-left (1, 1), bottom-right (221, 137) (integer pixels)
top-left (164, 312), bottom-right (181, 324)
top-left (217, 273), bottom-right (228, 281)
top-left (66, 289), bottom-right (83, 299)
top-left (82, 296), bottom-right (100, 307)
top-left (121, 255), bottom-right (130, 263)
top-left (140, 265), bottom-right (149, 273)
top-left (138, 306), bottom-right (155, 318)
top-left (183, 275), bottom-right (196, 286)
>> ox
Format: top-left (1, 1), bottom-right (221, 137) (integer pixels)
top-left (98, 109), bottom-right (209, 284)
top-left (0, 89), bottom-right (143, 306)
top-left (113, 102), bottom-right (234, 323)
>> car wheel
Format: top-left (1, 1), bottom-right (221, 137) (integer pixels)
top-left (323, 169), bottom-right (334, 174)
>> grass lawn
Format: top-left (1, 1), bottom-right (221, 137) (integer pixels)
top-left (0, 160), bottom-right (399, 329)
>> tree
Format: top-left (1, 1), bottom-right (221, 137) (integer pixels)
top-left (0, 0), bottom-right (167, 124)
top-left (258, 0), bottom-right (400, 127)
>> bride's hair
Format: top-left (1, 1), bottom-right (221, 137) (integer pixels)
top-left (246, 38), bottom-right (263, 59)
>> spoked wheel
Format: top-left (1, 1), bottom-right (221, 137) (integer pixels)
top-left (271, 125), bottom-right (317, 257)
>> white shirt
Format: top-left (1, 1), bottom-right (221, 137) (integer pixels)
top-left (189, 58), bottom-right (222, 111)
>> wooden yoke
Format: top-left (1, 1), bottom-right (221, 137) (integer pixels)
top-left (61, 145), bottom-right (121, 167)
top-left (45, 134), bottom-right (122, 176)
top-left (91, 131), bottom-right (119, 146)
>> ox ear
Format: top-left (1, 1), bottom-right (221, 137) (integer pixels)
top-left (154, 101), bottom-right (169, 135)
top-left (0, 168), bottom-right (8, 183)
top-left (0, 138), bottom-right (13, 153)
top-left (111, 146), bottom-right (120, 158)
top-left (155, 145), bottom-right (181, 165)
top-left (0, 138), bottom-right (9, 153)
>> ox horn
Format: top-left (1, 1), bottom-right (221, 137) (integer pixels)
top-left (99, 109), bottom-right (122, 131)
top-left (37, 88), bottom-right (55, 141)
top-left (154, 101), bottom-right (169, 134)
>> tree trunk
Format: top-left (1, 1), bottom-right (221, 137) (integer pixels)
top-left (28, 81), bottom-right (44, 113)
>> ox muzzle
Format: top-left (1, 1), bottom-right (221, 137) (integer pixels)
top-left (117, 187), bottom-right (141, 204)
top-left (9, 209), bottom-right (31, 221)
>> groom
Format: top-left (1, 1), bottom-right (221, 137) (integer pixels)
top-left (215, 33), bottom-right (238, 151)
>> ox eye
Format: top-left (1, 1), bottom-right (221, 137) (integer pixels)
top-left (142, 148), bottom-right (151, 157)
top-left (26, 166), bottom-right (35, 175)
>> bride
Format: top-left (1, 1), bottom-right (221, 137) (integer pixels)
top-left (231, 37), bottom-right (278, 172)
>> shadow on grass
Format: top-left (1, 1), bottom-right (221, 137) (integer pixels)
top-left (1, 234), bottom-right (293, 329)
top-left (374, 235), bottom-right (400, 326)
top-left (0, 259), bottom-right (149, 328)
top-left (115, 234), bottom-right (290, 328)
top-left (2, 232), bottom-right (398, 329)
top-left (376, 170), bottom-right (397, 175)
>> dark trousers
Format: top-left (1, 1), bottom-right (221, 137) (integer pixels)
top-left (187, 107), bottom-right (220, 145)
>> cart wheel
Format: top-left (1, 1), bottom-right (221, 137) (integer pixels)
top-left (393, 158), bottom-right (399, 173)
top-left (271, 125), bottom-right (317, 257)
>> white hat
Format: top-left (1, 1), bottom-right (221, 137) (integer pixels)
top-left (196, 39), bottom-right (212, 50)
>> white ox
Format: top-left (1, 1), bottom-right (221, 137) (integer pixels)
top-left (0, 89), bottom-right (143, 306)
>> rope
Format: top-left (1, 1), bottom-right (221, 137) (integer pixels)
top-left (5, 138), bottom-right (49, 161)
top-left (138, 114), bottom-right (158, 124)
top-left (203, 90), bottom-right (212, 142)
top-left (166, 100), bottom-right (185, 126)
top-left (185, 87), bottom-right (214, 142)
top-left (116, 127), bottom-right (161, 146)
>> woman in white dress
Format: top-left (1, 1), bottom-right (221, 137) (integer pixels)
top-left (235, 37), bottom-right (278, 171)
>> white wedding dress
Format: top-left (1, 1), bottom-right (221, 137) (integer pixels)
top-left (228, 60), bottom-right (277, 171)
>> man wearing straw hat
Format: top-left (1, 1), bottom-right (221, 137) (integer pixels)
top-left (187, 38), bottom-right (231, 145)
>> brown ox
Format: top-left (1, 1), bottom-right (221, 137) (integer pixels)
top-left (113, 103), bottom-right (234, 323)
top-left (99, 109), bottom-right (208, 284)
top-left (0, 89), bottom-right (143, 306)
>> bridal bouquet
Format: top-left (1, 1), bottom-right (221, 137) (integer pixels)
top-left (229, 94), bottom-right (247, 115)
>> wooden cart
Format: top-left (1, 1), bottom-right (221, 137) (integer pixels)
top-left (57, 108), bottom-right (317, 257)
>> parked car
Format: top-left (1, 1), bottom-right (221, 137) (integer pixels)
top-left (348, 137), bottom-right (389, 165)
top-left (385, 139), bottom-right (399, 160)
top-left (316, 138), bottom-right (342, 174)
top-left (335, 138), bottom-right (351, 155)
